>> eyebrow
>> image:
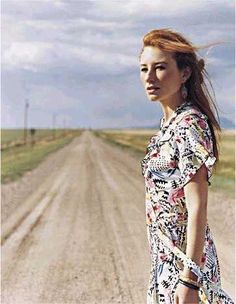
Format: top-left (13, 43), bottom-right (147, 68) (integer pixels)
top-left (140, 61), bottom-right (168, 66)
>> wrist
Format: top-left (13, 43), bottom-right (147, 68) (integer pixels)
top-left (181, 269), bottom-right (198, 282)
top-left (178, 278), bottom-right (200, 290)
top-left (179, 275), bottom-right (201, 288)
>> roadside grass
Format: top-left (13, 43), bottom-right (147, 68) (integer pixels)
top-left (93, 129), bottom-right (235, 198)
top-left (1, 129), bottom-right (56, 144)
top-left (1, 129), bottom-right (83, 184)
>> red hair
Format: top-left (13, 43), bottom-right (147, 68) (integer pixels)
top-left (140, 28), bottom-right (227, 162)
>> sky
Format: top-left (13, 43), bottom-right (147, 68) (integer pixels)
top-left (1, 0), bottom-right (235, 129)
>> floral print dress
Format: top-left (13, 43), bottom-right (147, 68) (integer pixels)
top-left (140, 100), bottom-right (234, 304)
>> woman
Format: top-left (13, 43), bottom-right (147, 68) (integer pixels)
top-left (139, 28), bottom-right (234, 304)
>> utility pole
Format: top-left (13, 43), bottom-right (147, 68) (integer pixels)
top-left (63, 117), bottom-right (67, 136)
top-left (24, 98), bottom-right (29, 144)
top-left (52, 113), bottom-right (57, 140)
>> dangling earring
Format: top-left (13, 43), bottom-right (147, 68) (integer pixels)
top-left (181, 82), bottom-right (188, 100)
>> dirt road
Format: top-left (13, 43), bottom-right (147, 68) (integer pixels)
top-left (1, 130), bottom-right (235, 303)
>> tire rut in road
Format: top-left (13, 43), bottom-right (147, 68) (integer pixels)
top-left (3, 130), bottom-right (233, 303)
top-left (2, 131), bottom-right (148, 304)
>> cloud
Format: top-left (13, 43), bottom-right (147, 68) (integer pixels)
top-left (2, 41), bottom-right (137, 74)
top-left (29, 84), bottom-right (80, 110)
top-left (2, 0), bottom-right (234, 74)
top-left (84, 0), bottom-right (234, 21)
top-left (1, 0), bottom-right (234, 128)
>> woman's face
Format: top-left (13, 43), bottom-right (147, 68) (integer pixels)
top-left (139, 46), bottom-right (186, 103)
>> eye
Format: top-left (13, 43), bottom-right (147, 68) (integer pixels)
top-left (156, 66), bottom-right (165, 70)
top-left (140, 67), bottom-right (148, 72)
top-left (140, 66), bottom-right (165, 72)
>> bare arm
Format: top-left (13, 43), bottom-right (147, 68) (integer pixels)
top-left (180, 163), bottom-right (209, 281)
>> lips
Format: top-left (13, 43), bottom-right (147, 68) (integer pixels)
top-left (147, 86), bottom-right (160, 90)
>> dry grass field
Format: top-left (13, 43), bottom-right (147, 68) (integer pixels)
top-left (94, 128), bottom-right (235, 198)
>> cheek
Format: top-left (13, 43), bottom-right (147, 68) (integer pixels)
top-left (158, 70), bottom-right (180, 87)
top-left (156, 69), bottom-right (171, 81)
top-left (140, 73), bottom-right (146, 85)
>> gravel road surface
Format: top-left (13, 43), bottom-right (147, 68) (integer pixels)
top-left (2, 130), bottom-right (235, 303)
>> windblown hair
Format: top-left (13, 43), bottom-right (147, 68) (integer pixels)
top-left (140, 28), bottom-right (225, 163)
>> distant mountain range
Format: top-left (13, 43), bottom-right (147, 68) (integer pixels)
top-left (219, 117), bottom-right (235, 129)
top-left (127, 116), bottom-right (235, 130)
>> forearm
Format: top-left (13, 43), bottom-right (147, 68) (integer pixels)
top-left (181, 205), bottom-right (207, 281)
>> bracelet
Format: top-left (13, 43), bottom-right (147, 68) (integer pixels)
top-left (178, 279), bottom-right (200, 291)
top-left (179, 275), bottom-right (201, 288)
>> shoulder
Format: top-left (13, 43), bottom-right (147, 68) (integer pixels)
top-left (176, 105), bottom-right (208, 124)
top-left (175, 105), bottom-right (211, 136)
top-left (173, 106), bottom-right (214, 154)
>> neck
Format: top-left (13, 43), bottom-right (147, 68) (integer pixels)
top-left (159, 91), bottom-right (186, 121)
top-left (160, 100), bottom-right (186, 122)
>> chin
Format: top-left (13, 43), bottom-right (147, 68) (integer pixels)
top-left (148, 95), bottom-right (159, 102)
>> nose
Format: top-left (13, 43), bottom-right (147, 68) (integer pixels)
top-left (145, 68), bottom-right (157, 84)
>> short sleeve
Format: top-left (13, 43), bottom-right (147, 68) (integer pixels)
top-left (174, 113), bottom-right (217, 188)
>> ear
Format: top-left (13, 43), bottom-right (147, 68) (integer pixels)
top-left (182, 66), bottom-right (192, 83)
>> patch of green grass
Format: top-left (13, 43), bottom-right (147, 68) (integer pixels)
top-left (1, 130), bottom-right (83, 184)
top-left (209, 175), bottom-right (235, 198)
top-left (1, 129), bottom-right (66, 144)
